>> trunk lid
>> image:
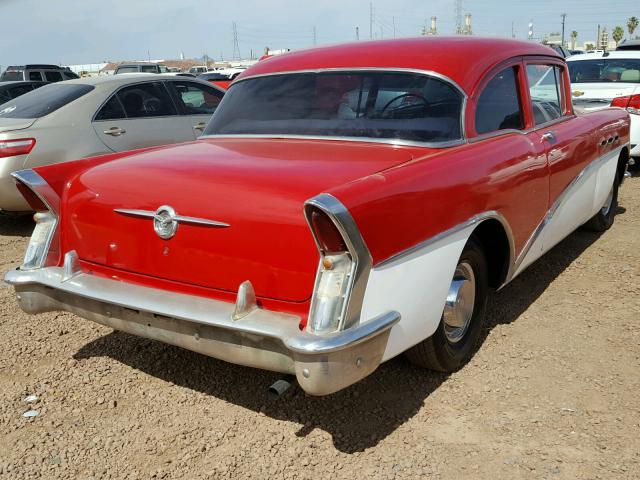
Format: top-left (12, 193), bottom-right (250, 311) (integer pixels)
top-left (571, 82), bottom-right (640, 111)
top-left (0, 118), bottom-right (37, 133)
top-left (62, 138), bottom-right (425, 302)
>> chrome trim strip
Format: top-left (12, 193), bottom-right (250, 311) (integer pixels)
top-left (114, 208), bottom-right (230, 228)
top-left (304, 193), bottom-right (373, 331)
top-left (199, 134), bottom-right (465, 149)
top-left (511, 145), bottom-right (624, 277)
top-left (206, 67), bottom-right (468, 148)
top-left (376, 210), bottom-right (516, 276)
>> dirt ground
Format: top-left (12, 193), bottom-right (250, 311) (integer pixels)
top-left (0, 174), bottom-right (638, 480)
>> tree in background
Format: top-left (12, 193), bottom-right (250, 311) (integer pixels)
top-left (585, 42), bottom-right (595, 50)
top-left (612, 26), bottom-right (624, 47)
top-left (570, 30), bottom-right (578, 49)
top-left (628, 17), bottom-right (639, 38)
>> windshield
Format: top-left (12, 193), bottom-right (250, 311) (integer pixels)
top-left (568, 58), bottom-right (640, 83)
top-left (0, 83), bottom-right (94, 119)
top-left (204, 71), bottom-right (463, 143)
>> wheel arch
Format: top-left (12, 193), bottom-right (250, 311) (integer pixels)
top-left (469, 216), bottom-right (514, 289)
top-left (617, 146), bottom-right (630, 185)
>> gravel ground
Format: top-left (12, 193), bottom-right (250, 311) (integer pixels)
top-left (0, 174), bottom-right (639, 480)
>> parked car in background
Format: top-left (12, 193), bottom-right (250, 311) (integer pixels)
top-left (114, 63), bottom-right (168, 74)
top-left (0, 64), bottom-right (78, 82)
top-left (0, 81), bottom-right (46, 103)
top-left (197, 71), bottom-right (233, 89)
top-left (617, 39), bottom-right (640, 51)
top-left (0, 74), bottom-right (224, 211)
top-left (549, 44), bottom-right (572, 58)
top-left (4, 38), bottom-right (630, 396)
top-left (567, 51), bottom-right (640, 162)
top-left (188, 66), bottom-right (208, 75)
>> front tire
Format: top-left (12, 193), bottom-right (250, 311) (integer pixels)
top-left (405, 237), bottom-right (488, 372)
top-left (584, 175), bottom-right (619, 232)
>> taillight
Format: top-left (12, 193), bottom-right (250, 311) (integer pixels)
top-left (0, 138), bottom-right (35, 158)
top-left (611, 94), bottom-right (640, 114)
top-left (309, 207), bottom-right (348, 253)
top-left (15, 181), bottom-right (47, 211)
top-left (12, 170), bottom-right (61, 270)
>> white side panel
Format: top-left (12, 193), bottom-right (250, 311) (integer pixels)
top-left (514, 146), bottom-right (622, 277)
top-left (360, 225), bottom-right (476, 362)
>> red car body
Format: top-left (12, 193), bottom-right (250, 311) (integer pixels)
top-left (6, 37), bottom-right (631, 395)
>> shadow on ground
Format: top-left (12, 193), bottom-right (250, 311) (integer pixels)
top-left (74, 220), bottom-right (613, 452)
top-left (0, 213), bottom-right (34, 237)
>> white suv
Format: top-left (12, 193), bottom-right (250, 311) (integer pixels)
top-left (567, 51), bottom-right (640, 162)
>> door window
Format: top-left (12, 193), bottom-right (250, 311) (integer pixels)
top-left (115, 82), bottom-right (177, 118)
top-left (171, 81), bottom-right (223, 115)
top-left (526, 65), bottom-right (564, 125)
top-left (29, 71), bottom-right (43, 81)
top-left (94, 95), bottom-right (126, 120)
top-left (475, 67), bottom-right (524, 135)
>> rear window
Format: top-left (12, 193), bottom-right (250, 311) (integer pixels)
top-left (199, 73), bottom-right (230, 81)
top-left (1, 70), bottom-right (23, 81)
top-left (116, 66), bottom-right (139, 74)
top-left (205, 71), bottom-right (463, 143)
top-left (44, 71), bottom-right (64, 82)
top-left (0, 84), bottom-right (94, 119)
top-left (568, 58), bottom-right (640, 83)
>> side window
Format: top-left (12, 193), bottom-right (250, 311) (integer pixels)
top-left (95, 95), bottom-right (126, 121)
top-left (29, 71), bottom-right (43, 81)
top-left (526, 65), bottom-right (564, 125)
top-left (63, 71), bottom-right (79, 80)
top-left (115, 82), bottom-right (177, 118)
top-left (475, 67), bottom-right (524, 135)
top-left (171, 81), bottom-right (223, 115)
top-left (44, 71), bottom-right (64, 82)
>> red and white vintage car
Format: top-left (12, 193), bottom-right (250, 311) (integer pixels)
top-left (5, 38), bottom-right (631, 395)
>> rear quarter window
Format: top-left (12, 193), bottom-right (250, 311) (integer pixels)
top-left (0, 84), bottom-right (94, 119)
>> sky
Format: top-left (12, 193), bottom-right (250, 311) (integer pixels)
top-left (0, 0), bottom-right (638, 66)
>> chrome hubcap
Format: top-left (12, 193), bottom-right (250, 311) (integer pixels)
top-left (443, 262), bottom-right (475, 344)
top-left (601, 184), bottom-right (614, 216)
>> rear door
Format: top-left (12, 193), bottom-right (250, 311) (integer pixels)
top-left (166, 80), bottom-right (224, 138)
top-left (92, 80), bottom-right (195, 151)
top-left (524, 60), bottom-right (599, 251)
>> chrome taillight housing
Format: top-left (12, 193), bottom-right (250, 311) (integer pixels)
top-left (12, 170), bottom-right (61, 270)
top-left (304, 194), bottom-right (372, 334)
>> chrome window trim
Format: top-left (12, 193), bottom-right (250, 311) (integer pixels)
top-left (376, 210), bottom-right (516, 279)
top-left (209, 67), bottom-right (468, 148)
top-left (467, 115), bottom-right (576, 144)
top-left (304, 193), bottom-right (373, 332)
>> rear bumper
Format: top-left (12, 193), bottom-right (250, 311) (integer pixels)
top-left (4, 267), bottom-right (399, 395)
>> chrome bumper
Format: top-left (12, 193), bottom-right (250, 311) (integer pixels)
top-left (4, 267), bottom-right (399, 395)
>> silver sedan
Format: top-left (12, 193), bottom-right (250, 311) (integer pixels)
top-left (0, 74), bottom-right (224, 212)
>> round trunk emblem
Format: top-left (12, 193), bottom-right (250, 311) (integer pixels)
top-left (153, 205), bottom-right (178, 239)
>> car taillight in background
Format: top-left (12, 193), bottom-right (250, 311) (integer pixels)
top-left (0, 138), bottom-right (36, 158)
top-left (611, 94), bottom-right (640, 115)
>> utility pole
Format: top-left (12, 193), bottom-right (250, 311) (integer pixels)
top-left (232, 22), bottom-right (241, 61)
top-left (313, 26), bottom-right (317, 45)
top-left (561, 13), bottom-right (567, 47)
top-left (597, 24), bottom-right (601, 49)
top-left (356, 26), bottom-right (359, 40)
top-left (393, 16), bottom-right (396, 38)
top-left (370, 2), bottom-right (373, 39)
top-left (511, 21), bottom-right (515, 38)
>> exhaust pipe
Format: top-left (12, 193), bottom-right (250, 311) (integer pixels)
top-left (268, 376), bottom-right (295, 399)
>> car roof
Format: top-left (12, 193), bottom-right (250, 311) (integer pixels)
top-left (116, 63), bottom-right (162, 67)
top-left (52, 74), bottom-right (226, 92)
top-left (567, 50), bottom-right (640, 61)
top-left (239, 36), bottom-right (561, 93)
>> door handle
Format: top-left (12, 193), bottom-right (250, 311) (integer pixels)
top-left (103, 127), bottom-right (126, 136)
top-left (541, 131), bottom-right (556, 143)
top-left (193, 122), bottom-right (207, 131)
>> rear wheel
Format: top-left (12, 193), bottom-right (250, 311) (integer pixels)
top-left (405, 237), bottom-right (489, 372)
top-left (584, 175), bottom-right (619, 232)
